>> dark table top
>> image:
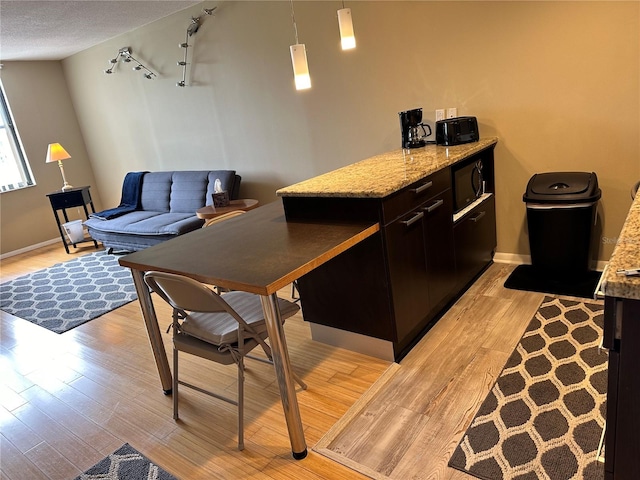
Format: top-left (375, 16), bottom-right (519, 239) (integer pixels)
top-left (119, 201), bottom-right (380, 296)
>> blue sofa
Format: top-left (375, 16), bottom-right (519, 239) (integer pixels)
top-left (85, 170), bottom-right (241, 253)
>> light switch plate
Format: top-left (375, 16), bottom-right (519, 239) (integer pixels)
top-left (435, 109), bottom-right (445, 121)
top-left (447, 108), bottom-right (457, 119)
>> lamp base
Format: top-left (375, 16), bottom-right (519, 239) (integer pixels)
top-left (58, 161), bottom-right (73, 191)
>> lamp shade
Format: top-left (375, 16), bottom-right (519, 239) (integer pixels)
top-left (290, 44), bottom-right (311, 90)
top-left (337, 8), bottom-right (356, 50)
top-left (46, 143), bottom-right (71, 163)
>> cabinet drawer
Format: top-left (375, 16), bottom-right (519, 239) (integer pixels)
top-left (454, 195), bottom-right (496, 289)
top-left (382, 168), bottom-right (451, 225)
top-left (48, 188), bottom-right (91, 209)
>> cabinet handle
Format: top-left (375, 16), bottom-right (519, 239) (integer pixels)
top-left (400, 211), bottom-right (424, 227)
top-left (412, 181), bottom-right (433, 195)
top-left (471, 211), bottom-right (486, 223)
top-left (423, 199), bottom-right (444, 213)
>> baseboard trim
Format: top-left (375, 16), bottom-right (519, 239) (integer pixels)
top-left (0, 238), bottom-right (60, 260)
top-left (494, 252), bottom-right (531, 265)
top-left (309, 323), bottom-right (396, 362)
top-left (493, 251), bottom-right (608, 272)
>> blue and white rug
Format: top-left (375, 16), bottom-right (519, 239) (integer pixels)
top-left (0, 251), bottom-right (137, 333)
top-left (75, 443), bottom-right (178, 480)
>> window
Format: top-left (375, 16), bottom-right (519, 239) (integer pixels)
top-left (0, 81), bottom-right (34, 192)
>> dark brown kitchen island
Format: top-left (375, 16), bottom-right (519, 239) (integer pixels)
top-left (601, 189), bottom-right (640, 479)
top-left (278, 138), bottom-right (499, 361)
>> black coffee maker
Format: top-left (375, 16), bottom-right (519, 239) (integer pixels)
top-left (399, 108), bottom-right (432, 149)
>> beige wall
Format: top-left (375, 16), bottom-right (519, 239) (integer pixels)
top-left (0, 62), bottom-right (98, 254)
top-left (1, 1), bottom-right (639, 261)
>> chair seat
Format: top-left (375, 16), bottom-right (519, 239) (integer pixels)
top-left (181, 291), bottom-right (299, 345)
top-left (174, 332), bottom-right (262, 365)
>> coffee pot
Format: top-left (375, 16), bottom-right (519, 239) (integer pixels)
top-left (399, 108), bottom-right (432, 149)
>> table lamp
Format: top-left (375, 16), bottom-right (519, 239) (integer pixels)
top-left (46, 143), bottom-right (73, 191)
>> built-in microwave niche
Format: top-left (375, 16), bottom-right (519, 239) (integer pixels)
top-left (452, 158), bottom-right (484, 214)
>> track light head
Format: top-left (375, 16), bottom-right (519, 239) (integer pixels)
top-left (179, 42), bottom-right (189, 48)
top-left (104, 46), bottom-right (156, 79)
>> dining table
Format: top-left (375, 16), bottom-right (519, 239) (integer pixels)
top-left (118, 200), bottom-right (379, 459)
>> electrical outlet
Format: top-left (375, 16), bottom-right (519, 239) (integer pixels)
top-left (447, 107), bottom-right (457, 119)
top-left (435, 109), bottom-right (445, 122)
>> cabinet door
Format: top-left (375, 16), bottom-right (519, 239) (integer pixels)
top-left (422, 191), bottom-right (456, 309)
top-left (296, 233), bottom-right (395, 341)
top-left (453, 195), bottom-right (496, 290)
top-left (605, 298), bottom-right (640, 479)
top-left (385, 208), bottom-right (430, 343)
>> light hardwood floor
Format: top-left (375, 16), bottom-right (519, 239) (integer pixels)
top-left (315, 263), bottom-right (554, 479)
top-left (1, 243), bottom-right (557, 480)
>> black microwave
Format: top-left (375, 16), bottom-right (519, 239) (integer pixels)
top-left (453, 159), bottom-right (484, 213)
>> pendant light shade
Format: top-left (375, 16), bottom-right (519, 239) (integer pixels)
top-left (337, 8), bottom-right (356, 50)
top-left (290, 44), bottom-right (311, 90)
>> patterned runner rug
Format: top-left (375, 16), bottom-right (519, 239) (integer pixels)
top-left (449, 296), bottom-right (607, 479)
top-left (0, 251), bottom-right (137, 333)
top-left (74, 443), bottom-right (177, 480)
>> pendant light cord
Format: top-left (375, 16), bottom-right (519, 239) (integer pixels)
top-left (290, 0), bottom-right (300, 44)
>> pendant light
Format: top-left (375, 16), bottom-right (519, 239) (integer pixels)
top-left (289, 0), bottom-right (311, 90)
top-left (337, 2), bottom-right (356, 50)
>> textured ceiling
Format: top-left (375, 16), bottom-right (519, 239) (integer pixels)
top-left (0, 0), bottom-right (202, 61)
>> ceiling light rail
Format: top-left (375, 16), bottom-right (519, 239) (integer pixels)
top-left (104, 47), bottom-right (158, 79)
top-left (177, 6), bottom-right (217, 87)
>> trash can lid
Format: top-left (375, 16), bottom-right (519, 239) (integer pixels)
top-left (523, 171), bottom-right (601, 204)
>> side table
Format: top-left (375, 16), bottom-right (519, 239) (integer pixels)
top-left (46, 186), bottom-right (99, 254)
top-left (196, 199), bottom-right (259, 219)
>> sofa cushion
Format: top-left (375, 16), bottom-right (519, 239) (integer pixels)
top-left (86, 211), bottom-right (203, 236)
top-left (169, 171), bottom-right (212, 213)
top-left (204, 171), bottom-right (239, 207)
top-left (140, 172), bottom-right (173, 212)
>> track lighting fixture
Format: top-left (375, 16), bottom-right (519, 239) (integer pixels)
top-left (103, 47), bottom-right (158, 79)
top-left (177, 6), bottom-right (217, 87)
top-left (289, 0), bottom-right (311, 90)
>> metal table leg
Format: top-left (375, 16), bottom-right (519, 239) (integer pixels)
top-left (130, 269), bottom-right (173, 394)
top-left (260, 294), bottom-right (307, 459)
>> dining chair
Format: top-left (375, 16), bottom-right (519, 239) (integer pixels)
top-left (202, 210), bottom-right (247, 293)
top-left (143, 270), bottom-right (307, 450)
top-left (202, 210), bottom-right (246, 228)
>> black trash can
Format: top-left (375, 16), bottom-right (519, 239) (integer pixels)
top-left (523, 171), bottom-right (601, 276)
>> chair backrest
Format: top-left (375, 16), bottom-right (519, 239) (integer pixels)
top-left (144, 271), bottom-right (238, 318)
top-left (203, 210), bottom-right (246, 228)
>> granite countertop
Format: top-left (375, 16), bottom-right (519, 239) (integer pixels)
top-left (603, 189), bottom-right (640, 300)
top-left (277, 137), bottom-right (498, 198)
